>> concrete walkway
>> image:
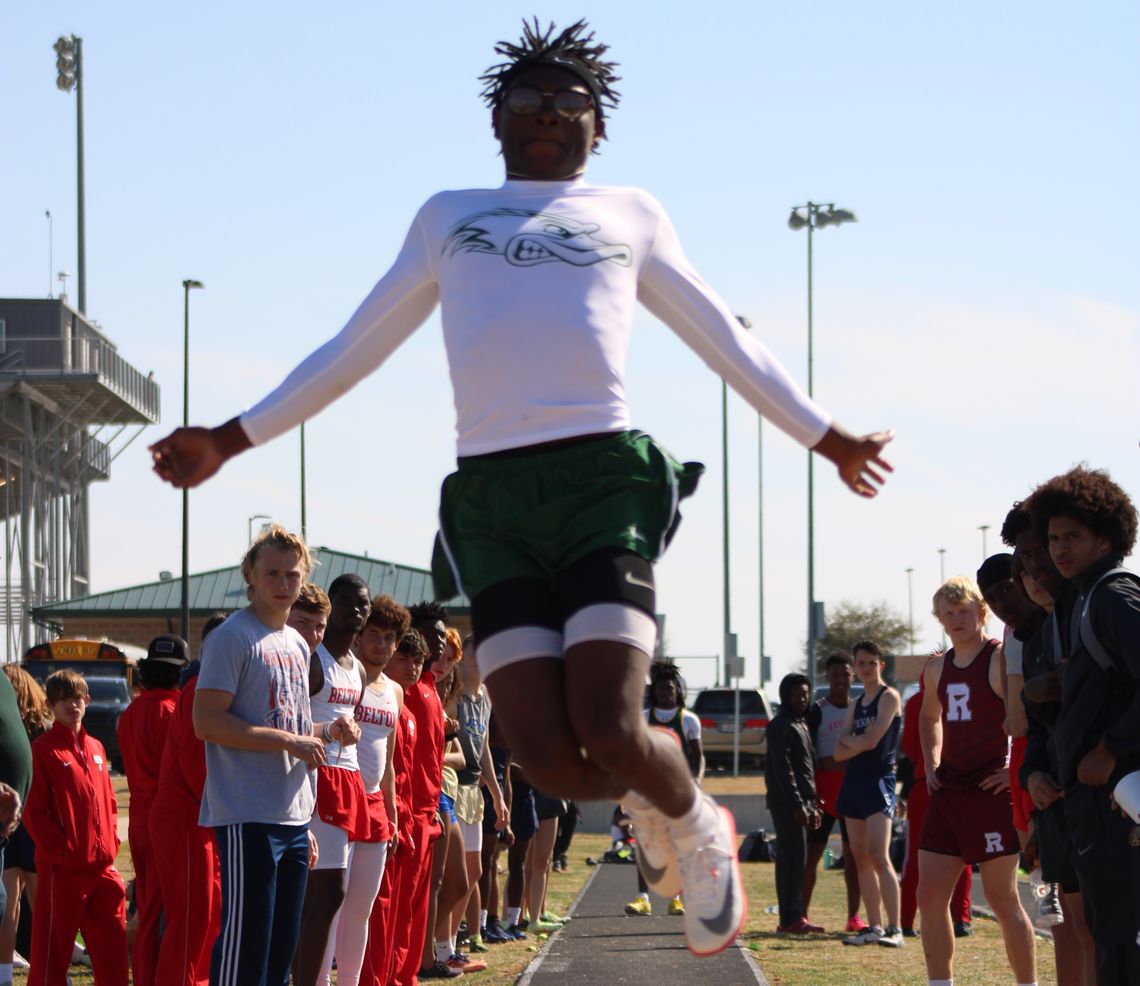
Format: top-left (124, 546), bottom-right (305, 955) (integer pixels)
top-left (519, 860), bottom-right (769, 986)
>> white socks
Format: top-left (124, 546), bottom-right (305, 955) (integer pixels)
top-left (434, 940), bottom-right (452, 963)
top-left (667, 791), bottom-right (714, 856)
top-left (928, 980), bottom-right (952, 986)
top-left (507, 906), bottom-right (521, 926)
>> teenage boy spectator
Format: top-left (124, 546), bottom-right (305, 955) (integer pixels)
top-left (288, 582), bottom-right (332, 654)
top-left (897, 670), bottom-right (972, 938)
top-left (803, 653), bottom-right (864, 933)
top-left (149, 18), bottom-right (895, 958)
top-left (918, 577), bottom-right (1036, 986)
top-left (150, 613), bottom-right (227, 986)
top-left (1025, 465), bottom-right (1140, 985)
top-left (117, 633), bottom-right (189, 986)
top-left (294, 574), bottom-right (371, 986)
top-left (765, 672), bottom-right (822, 935)
top-left (194, 526), bottom-right (354, 986)
top-left (626, 661), bottom-right (701, 917)
top-left (320, 593), bottom-right (404, 986)
top-left (25, 669), bottom-right (128, 986)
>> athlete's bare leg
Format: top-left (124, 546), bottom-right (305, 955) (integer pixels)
top-left (1054, 890), bottom-right (1094, 986)
top-left (978, 855), bottom-right (1035, 983)
top-left (565, 642), bottom-right (696, 818)
top-left (918, 850), bottom-right (966, 980)
top-left (293, 870), bottom-right (346, 986)
top-left (485, 657), bottom-right (626, 803)
top-left (847, 814), bottom-right (899, 929)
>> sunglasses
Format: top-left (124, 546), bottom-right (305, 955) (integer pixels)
top-left (504, 87), bottom-right (594, 120)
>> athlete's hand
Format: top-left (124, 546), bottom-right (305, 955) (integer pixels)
top-left (978, 767), bottom-right (1011, 794)
top-left (308, 830), bottom-right (320, 869)
top-left (926, 772), bottom-right (942, 795)
top-left (1077, 741), bottom-right (1116, 787)
top-left (493, 795), bottom-right (507, 830)
top-left (807, 809), bottom-right (822, 831)
top-left (1022, 832), bottom-right (1040, 871)
top-left (328, 715), bottom-right (361, 747)
top-left (792, 805), bottom-right (809, 827)
top-left (150, 427), bottom-right (226, 488)
top-left (1026, 771), bottom-right (1064, 811)
top-left (812, 426), bottom-right (895, 499)
top-left (0, 783), bottom-right (21, 838)
top-left (1023, 666), bottom-right (1064, 705)
top-left (289, 734), bottom-right (328, 768)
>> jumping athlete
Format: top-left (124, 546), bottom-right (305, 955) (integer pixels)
top-left (149, 19), bottom-right (893, 955)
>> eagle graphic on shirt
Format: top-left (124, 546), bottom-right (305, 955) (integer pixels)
top-left (443, 208), bottom-right (632, 268)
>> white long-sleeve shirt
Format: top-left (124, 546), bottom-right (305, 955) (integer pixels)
top-left (241, 178), bottom-right (831, 457)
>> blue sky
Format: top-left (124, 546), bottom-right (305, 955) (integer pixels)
top-left (2, 2), bottom-right (1137, 691)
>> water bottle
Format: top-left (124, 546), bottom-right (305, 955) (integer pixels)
top-left (1028, 868), bottom-right (1064, 927)
top-left (823, 847), bottom-right (834, 870)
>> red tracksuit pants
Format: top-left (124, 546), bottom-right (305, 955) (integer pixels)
top-left (29, 861), bottom-right (128, 986)
top-left (900, 781), bottom-right (973, 928)
top-left (129, 806), bottom-right (161, 986)
top-left (149, 804), bottom-right (221, 986)
top-left (391, 814), bottom-right (441, 986)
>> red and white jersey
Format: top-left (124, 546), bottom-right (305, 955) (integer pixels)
top-left (309, 645), bottom-right (364, 772)
top-left (355, 676), bottom-right (400, 794)
top-left (813, 697), bottom-right (850, 760)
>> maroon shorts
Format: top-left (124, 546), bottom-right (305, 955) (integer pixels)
top-left (920, 784), bottom-right (1018, 865)
top-left (315, 765), bottom-right (370, 841)
top-left (359, 789), bottom-right (392, 844)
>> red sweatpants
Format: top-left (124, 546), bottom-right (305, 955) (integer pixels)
top-left (149, 805), bottom-right (220, 986)
top-left (391, 814), bottom-right (441, 986)
top-left (128, 808), bottom-right (161, 986)
top-left (901, 781), bottom-right (972, 928)
top-left (29, 861), bottom-right (128, 986)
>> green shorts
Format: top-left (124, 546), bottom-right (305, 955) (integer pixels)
top-left (430, 430), bottom-right (704, 602)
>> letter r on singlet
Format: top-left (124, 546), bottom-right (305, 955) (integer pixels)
top-left (984, 832), bottom-right (1004, 854)
top-left (946, 683), bottom-right (972, 722)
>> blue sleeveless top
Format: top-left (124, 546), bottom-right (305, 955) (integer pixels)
top-left (846, 686), bottom-right (900, 781)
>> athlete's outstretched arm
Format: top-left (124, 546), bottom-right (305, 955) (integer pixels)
top-left (637, 200), bottom-right (893, 497)
top-left (151, 215), bottom-right (438, 489)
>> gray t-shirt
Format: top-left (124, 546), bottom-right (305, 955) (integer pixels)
top-left (456, 686), bottom-right (491, 786)
top-left (197, 607), bottom-right (317, 827)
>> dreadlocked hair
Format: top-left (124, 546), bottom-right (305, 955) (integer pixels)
top-left (408, 600), bottom-right (448, 628)
top-left (649, 660), bottom-right (686, 708)
top-left (480, 18), bottom-right (621, 128)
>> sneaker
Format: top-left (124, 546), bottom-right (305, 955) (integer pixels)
top-left (776, 917), bottom-right (825, 935)
top-left (448, 953), bottom-right (487, 973)
top-left (845, 915), bottom-right (869, 933)
top-left (878, 926), bottom-right (904, 948)
top-left (902, 927), bottom-right (919, 938)
top-left (540, 911), bottom-right (569, 925)
top-left (11, 953), bottom-right (29, 970)
top-left (668, 895), bottom-right (685, 916)
top-left (482, 920), bottom-right (510, 944)
top-left (467, 935), bottom-right (489, 953)
top-left (676, 797), bottom-right (747, 957)
top-left (627, 796), bottom-right (682, 898)
top-left (843, 925), bottom-right (883, 945)
top-left (953, 920), bottom-right (973, 938)
top-left (1037, 883), bottom-right (1064, 927)
top-left (624, 896), bottom-right (652, 916)
top-left (418, 960), bottom-right (463, 979)
top-left (530, 918), bottom-right (563, 934)
top-left (503, 924), bottom-right (528, 941)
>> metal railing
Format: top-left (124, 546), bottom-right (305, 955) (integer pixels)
top-left (0, 334), bottom-right (160, 421)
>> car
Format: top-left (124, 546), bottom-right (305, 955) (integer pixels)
top-left (82, 676), bottom-right (133, 772)
top-left (813, 683), bottom-right (865, 704)
top-left (691, 687), bottom-right (774, 769)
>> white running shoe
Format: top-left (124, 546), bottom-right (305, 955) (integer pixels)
top-left (843, 925), bottom-right (883, 945)
top-left (878, 926), bottom-right (904, 948)
top-left (676, 798), bottom-right (747, 957)
top-left (627, 795), bottom-right (682, 899)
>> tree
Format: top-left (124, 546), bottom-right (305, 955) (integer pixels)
top-left (807, 599), bottom-right (912, 676)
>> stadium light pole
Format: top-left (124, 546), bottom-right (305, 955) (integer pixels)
top-left (181, 280), bottom-right (204, 641)
top-left (938, 547), bottom-right (947, 648)
top-left (248, 514), bottom-right (270, 545)
top-left (53, 35), bottom-right (86, 314)
top-left (979, 523), bottom-right (991, 560)
top-left (788, 202), bottom-right (857, 687)
top-left (906, 567), bottom-right (916, 654)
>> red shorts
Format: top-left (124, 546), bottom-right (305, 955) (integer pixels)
top-left (920, 784), bottom-right (1018, 865)
top-left (1008, 737), bottom-right (1033, 833)
top-left (315, 765), bottom-right (370, 841)
top-left (814, 769), bottom-right (844, 817)
top-left (359, 789), bottom-right (392, 844)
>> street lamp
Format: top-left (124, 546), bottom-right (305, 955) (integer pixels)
top-left (300, 423), bottom-right (308, 543)
top-left (181, 279), bottom-right (204, 640)
top-left (788, 202), bottom-right (857, 686)
top-left (938, 547), bottom-right (947, 648)
top-left (248, 514), bottom-right (271, 545)
top-left (53, 35), bottom-right (86, 314)
top-left (979, 524), bottom-right (991, 560)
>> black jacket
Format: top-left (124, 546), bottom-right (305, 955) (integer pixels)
top-left (765, 712), bottom-right (816, 812)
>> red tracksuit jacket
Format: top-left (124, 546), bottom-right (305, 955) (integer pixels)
top-left (24, 721), bottom-right (120, 872)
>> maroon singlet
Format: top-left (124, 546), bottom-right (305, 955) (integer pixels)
top-left (934, 638), bottom-right (1008, 789)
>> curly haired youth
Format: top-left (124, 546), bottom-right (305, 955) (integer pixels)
top-left (481, 18), bottom-right (621, 133)
top-left (1026, 464), bottom-right (1138, 556)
